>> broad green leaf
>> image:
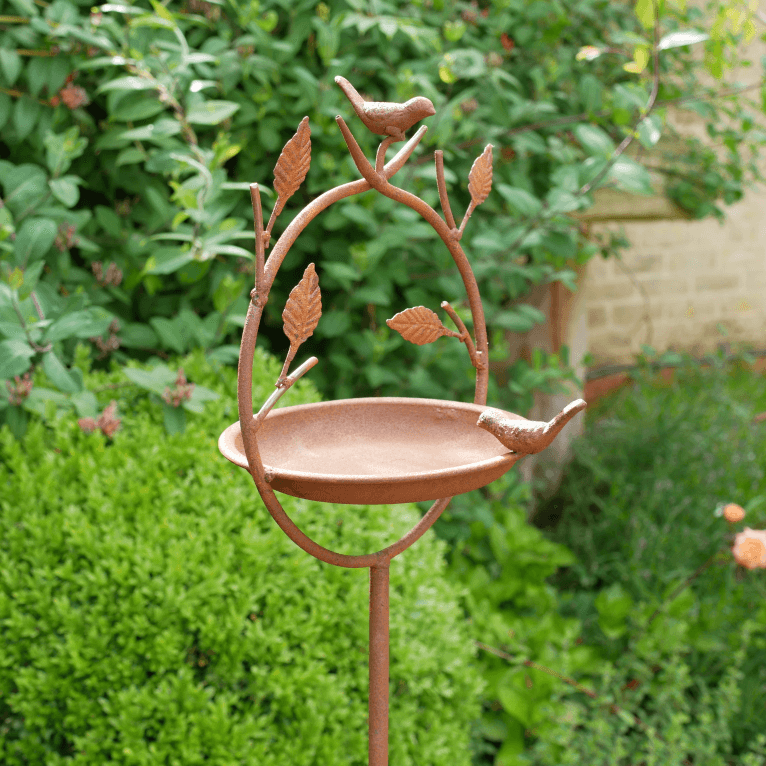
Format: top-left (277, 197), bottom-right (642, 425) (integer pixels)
top-left (607, 158), bottom-right (654, 195)
top-left (13, 218), bottom-right (58, 266)
top-left (634, 0), bottom-right (654, 29)
top-left (115, 147), bottom-right (146, 167)
top-left (110, 96), bottom-right (166, 122)
top-left (71, 389), bottom-right (98, 418)
top-left (143, 248), bottom-right (195, 275)
top-left (43, 351), bottom-right (82, 393)
top-left (0, 49), bottom-right (21, 86)
top-left (0, 164), bottom-right (47, 216)
top-left (0, 92), bottom-right (11, 132)
top-left (658, 30), bottom-right (709, 50)
top-left (17, 261), bottom-right (45, 300)
top-left (637, 114), bottom-right (662, 148)
top-left (149, 317), bottom-right (188, 354)
top-left (186, 100), bottom-right (240, 125)
top-left (97, 76), bottom-right (158, 94)
top-left (23, 387), bottom-right (70, 417)
top-left (163, 403), bottom-right (186, 434)
top-left (43, 127), bottom-right (87, 176)
top-left (13, 98), bottom-right (41, 142)
top-left (44, 309), bottom-right (112, 342)
top-left (124, 365), bottom-right (174, 395)
top-left (119, 322), bottom-right (158, 349)
top-left (0, 338), bottom-right (35, 379)
top-left (497, 185), bottom-right (542, 217)
top-left (573, 124), bottom-right (614, 156)
top-left (183, 384), bottom-right (219, 414)
top-left (49, 177), bottom-right (81, 207)
top-left (119, 119), bottom-right (181, 141)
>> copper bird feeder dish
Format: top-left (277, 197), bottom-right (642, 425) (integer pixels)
top-left (218, 397), bottom-right (525, 504)
top-left (219, 76), bottom-right (586, 766)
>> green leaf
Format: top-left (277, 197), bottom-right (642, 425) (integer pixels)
top-left (497, 185), bottom-right (542, 217)
top-left (17, 261), bottom-right (45, 300)
top-left (115, 147), bottom-right (146, 167)
top-left (0, 338), bottom-right (35, 379)
top-left (124, 365), bottom-right (174, 395)
top-left (573, 124), bottom-right (614, 156)
top-left (110, 96), bottom-right (166, 122)
top-left (143, 248), bottom-right (195, 275)
top-left (71, 389), bottom-right (98, 418)
top-left (0, 49), bottom-right (22, 86)
top-left (149, 317), bottom-right (188, 354)
top-left (0, 164), bottom-right (47, 215)
top-left (497, 681), bottom-right (531, 728)
top-left (183, 384), bottom-right (219, 414)
top-left (23, 387), bottom-right (70, 417)
top-left (634, 0), bottom-right (654, 29)
top-left (636, 115), bottom-right (662, 148)
top-left (13, 98), bottom-right (41, 142)
top-left (43, 127), bottom-right (87, 176)
top-left (0, 92), bottom-right (11, 132)
top-left (149, 0), bottom-right (175, 23)
top-left (95, 206), bottom-right (123, 238)
top-left (13, 218), bottom-right (58, 266)
top-left (658, 30), bottom-right (709, 51)
top-left (608, 158), bottom-right (654, 195)
top-left (119, 322), bottom-right (158, 349)
top-left (42, 351), bottom-right (82, 393)
top-left (163, 402), bottom-right (187, 434)
top-left (44, 309), bottom-right (112, 343)
top-left (186, 100), bottom-right (240, 125)
top-left (49, 177), bottom-right (81, 207)
top-left (97, 76), bottom-right (158, 94)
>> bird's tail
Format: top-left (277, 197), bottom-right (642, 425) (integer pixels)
top-left (334, 76), bottom-right (364, 110)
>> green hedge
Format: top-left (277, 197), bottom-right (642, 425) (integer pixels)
top-left (0, 347), bottom-right (484, 765)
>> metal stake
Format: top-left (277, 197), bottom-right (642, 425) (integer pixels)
top-left (369, 563), bottom-right (390, 766)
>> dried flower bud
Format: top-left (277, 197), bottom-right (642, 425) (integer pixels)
top-left (460, 98), bottom-right (478, 115)
top-left (59, 85), bottom-right (90, 110)
top-left (723, 503), bottom-right (746, 523)
top-left (501, 33), bottom-right (515, 52)
top-left (6, 372), bottom-right (33, 406)
top-left (163, 367), bottom-right (195, 407)
top-left (485, 52), bottom-right (503, 68)
top-left (55, 223), bottom-right (78, 252)
top-left (78, 417), bottom-right (97, 434)
top-left (732, 528), bottom-right (766, 569)
top-left (97, 401), bottom-right (121, 438)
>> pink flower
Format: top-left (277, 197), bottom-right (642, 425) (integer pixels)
top-left (731, 528), bottom-right (766, 569)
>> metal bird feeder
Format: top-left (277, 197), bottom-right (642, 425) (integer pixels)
top-left (218, 77), bottom-right (585, 766)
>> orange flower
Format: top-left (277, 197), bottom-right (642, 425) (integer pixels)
top-left (723, 503), bottom-right (746, 523)
top-left (731, 528), bottom-right (766, 569)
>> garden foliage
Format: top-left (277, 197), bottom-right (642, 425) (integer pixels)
top-left (0, 348), bottom-right (485, 765)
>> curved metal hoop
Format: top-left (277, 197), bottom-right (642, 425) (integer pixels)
top-left (237, 120), bottom-right (491, 568)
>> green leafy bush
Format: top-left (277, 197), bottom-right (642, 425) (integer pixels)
top-left (2, 0), bottom-right (764, 424)
top-left (0, 348), bottom-right (485, 765)
top-left (525, 346), bottom-right (766, 764)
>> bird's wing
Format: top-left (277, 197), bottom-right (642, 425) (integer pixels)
top-left (363, 101), bottom-right (404, 124)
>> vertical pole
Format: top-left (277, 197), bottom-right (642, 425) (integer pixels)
top-left (368, 562), bottom-right (390, 766)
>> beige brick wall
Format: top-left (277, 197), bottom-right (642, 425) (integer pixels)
top-left (583, 190), bottom-right (766, 368)
top-left (583, 15), bottom-right (766, 369)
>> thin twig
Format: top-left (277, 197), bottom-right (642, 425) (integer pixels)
top-left (375, 136), bottom-right (397, 174)
top-left (10, 293), bottom-right (51, 353)
top-left (434, 150), bottom-right (457, 230)
top-left (249, 183), bottom-right (266, 298)
top-left (441, 300), bottom-right (483, 370)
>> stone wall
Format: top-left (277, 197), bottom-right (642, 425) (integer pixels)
top-left (583, 197), bottom-right (766, 368)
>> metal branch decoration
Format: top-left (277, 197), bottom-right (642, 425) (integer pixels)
top-left (218, 77), bottom-right (586, 766)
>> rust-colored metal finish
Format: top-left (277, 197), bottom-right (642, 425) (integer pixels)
top-left (218, 397), bottom-right (523, 504)
top-left (218, 78), bottom-right (586, 765)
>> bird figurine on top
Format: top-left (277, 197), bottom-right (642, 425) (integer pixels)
top-left (477, 399), bottom-right (587, 455)
top-left (335, 76), bottom-right (436, 142)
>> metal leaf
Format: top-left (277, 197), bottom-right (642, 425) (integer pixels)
top-left (386, 306), bottom-right (457, 345)
top-left (273, 116), bottom-right (311, 218)
top-left (283, 263), bottom-right (322, 346)
top-left (468, 144), bottom-right (493, 207)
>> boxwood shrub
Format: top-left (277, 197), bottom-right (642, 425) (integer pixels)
top-left (0, 347), bottom-right (484, 765)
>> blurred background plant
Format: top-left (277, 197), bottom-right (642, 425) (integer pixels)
top-left (2, 0), bottom-right (766, 763)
